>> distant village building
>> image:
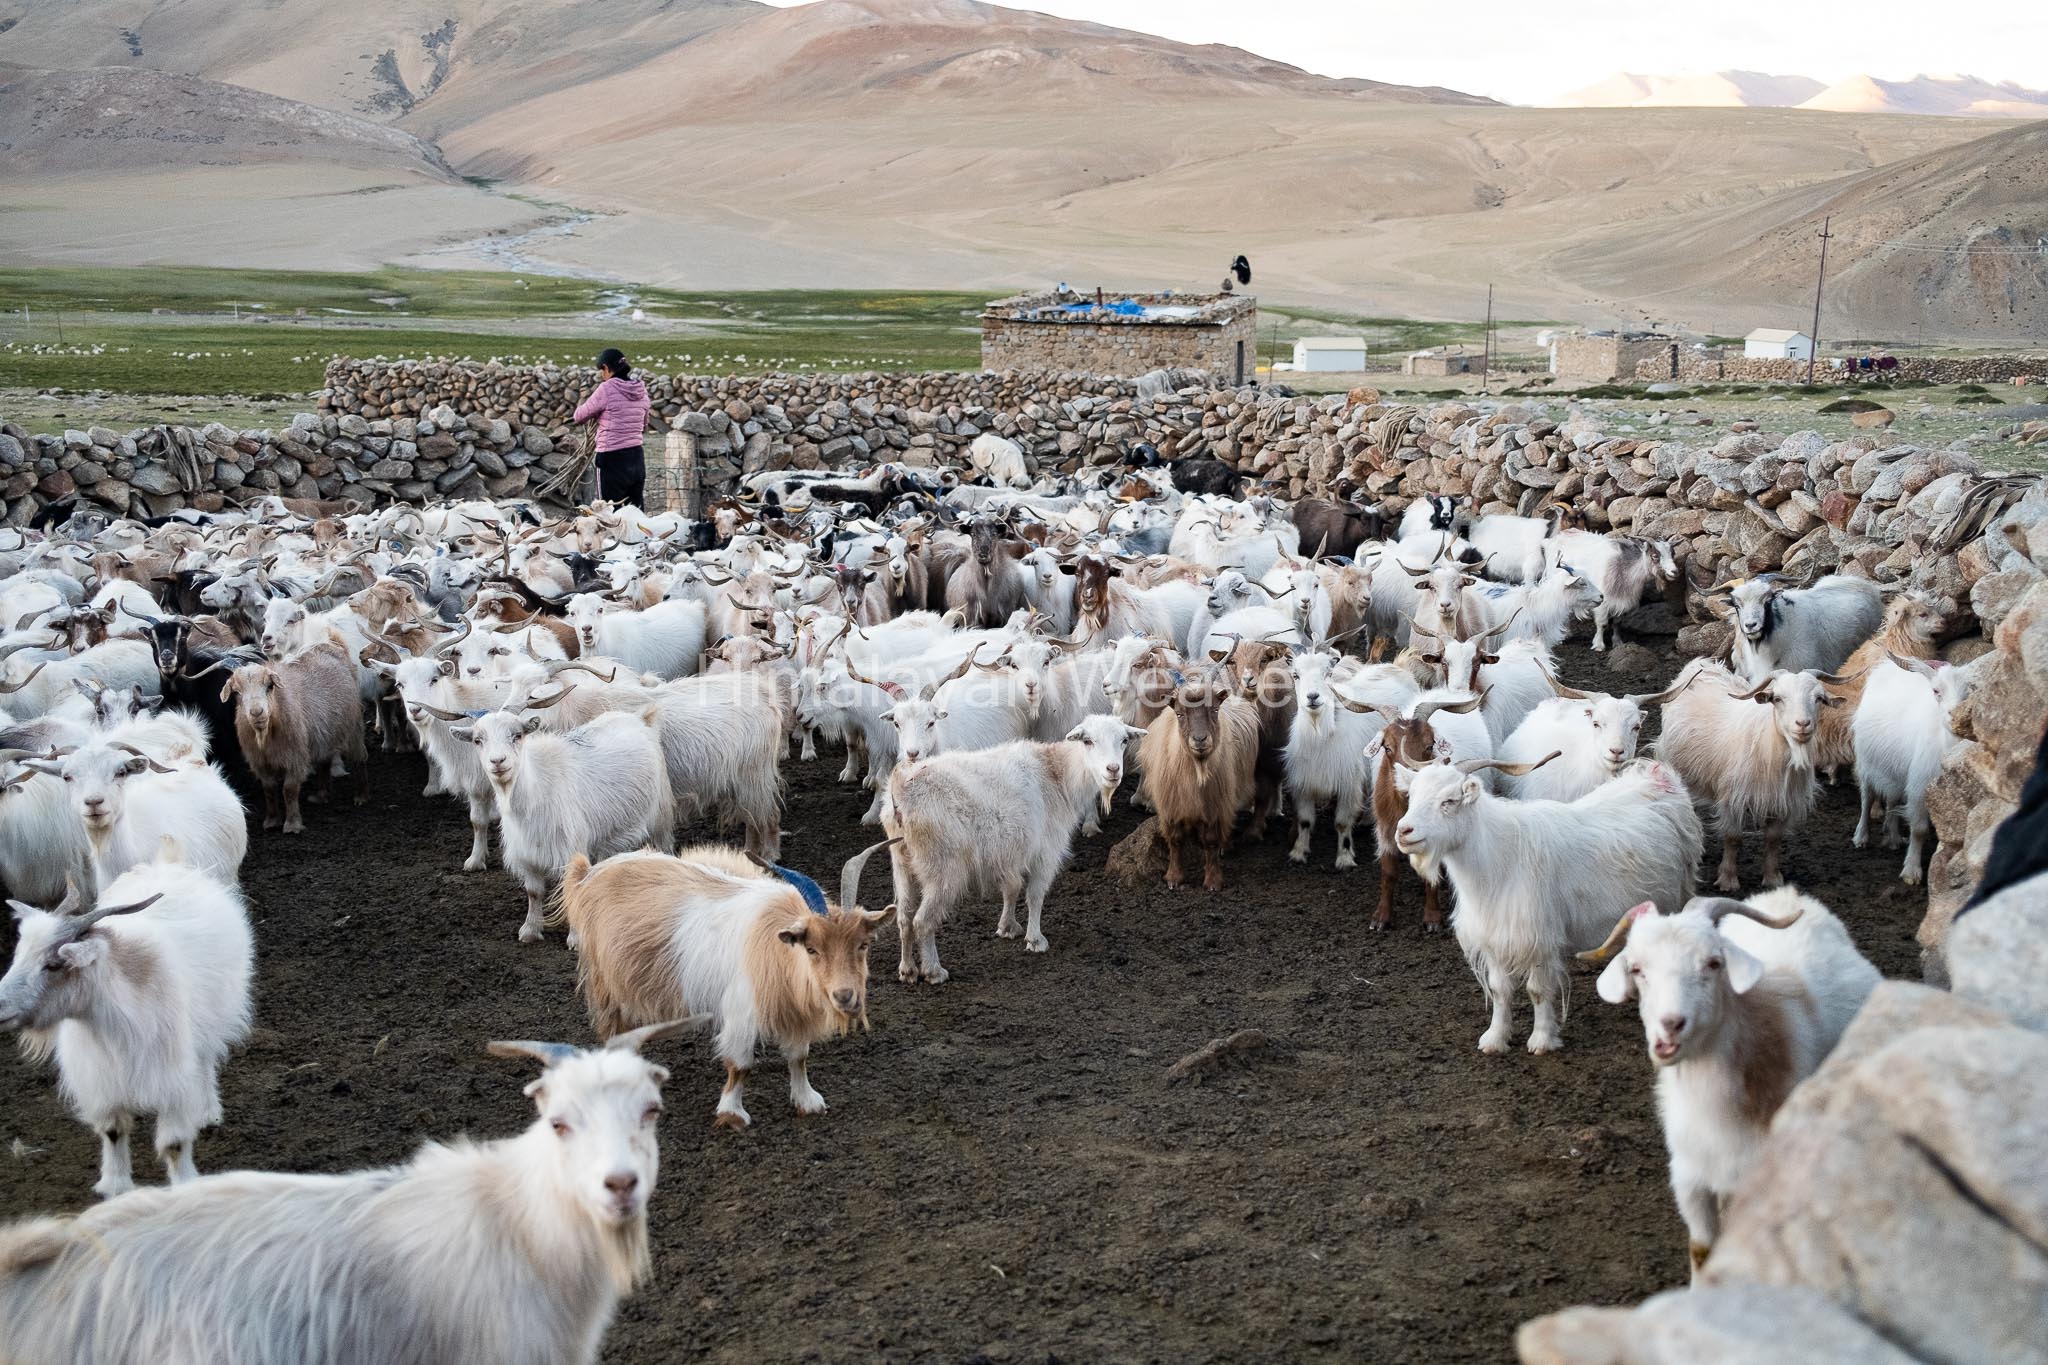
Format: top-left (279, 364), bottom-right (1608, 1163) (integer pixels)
top-left (1550, 329), bottom-right (1677, 383)
top-left (1403, 346), bottom-right (1485, 377)
top-left (980, 291), bottom-right (1258, 382)
top-left (1744, 328), bottom-right (1815, 361)
top-left (1290, 336), bottom-right (1368, 371)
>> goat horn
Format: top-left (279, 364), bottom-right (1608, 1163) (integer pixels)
top-left (843, 658), bottom-right (904, 701)
top-left (1537, 662), bottom-right (1595, 701)
top-left (1727, 677), bottom-right (1775, 701)
top-left (485, 1039), bottom-right (583, 1068)
top-left (414, 700), bottom-right (474, 722)
top-left (0, 662), bottom-right (47, 694)
top-left (839, 835), bottom-right (903, 910)
top-left (1457, 750), bottom-right (1560, 777)
top-left (1410, 690), bottom-right (1486, 723)
top-left (549, 660), bottom-right (618, 683)
top-left (1696, 895), bottom-right (1805, 931)
top-left (1477, 608), bottom-right (1522, 646)
top-left (66, 890), bottom-right (165, 936)
top-left (110, 742), bottom-right (177, 774)
top-left (606, 1016), bottom-right (715, 1054)
top-left (433, 620), bottom-right (473, 656)
top-left (521, 684), bottom-right (572, 711)
top-left (1576, 901), bottom-right (1656, 963)
top-left (1813, 665), bottom-right (1870, 686)
top-left (1627, 670), bottom-right (1704, 708)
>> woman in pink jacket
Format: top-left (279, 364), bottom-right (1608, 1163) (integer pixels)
top-left (572, 348), bottom-right (652, 507)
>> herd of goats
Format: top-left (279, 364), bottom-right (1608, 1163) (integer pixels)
top-left (0, 449), bottom-right (1973, 1362)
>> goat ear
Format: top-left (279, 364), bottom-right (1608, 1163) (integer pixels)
top-left (218, 676), bottom-right (237, 704)
top-left (1596, 952), bottom-right (1634, 1004)
top-left (777, 921), bottom-right (810, 946)
top-left (1460, 777), bottom-right (1483, 803)
top-left (1723, 941), bottom-right (1766, 995)
top-left (1432, 734), bottom-right (1454, 761)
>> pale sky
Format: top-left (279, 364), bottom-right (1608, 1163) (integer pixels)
top-left (761, 0), bottom-right (2048, 105)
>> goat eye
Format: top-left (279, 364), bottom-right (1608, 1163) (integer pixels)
top-left (806, 946), bottom-right (819, 957)
top-left (1706, 957), bottom-right (1723, 971)
top-left (642, 1105), bottom-right (662, 1124)
top-left (551, 1119), bottom-right (571, 1138)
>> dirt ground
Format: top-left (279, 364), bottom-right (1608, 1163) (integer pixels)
top-left (0, 638), bottom-right (1927, 1363)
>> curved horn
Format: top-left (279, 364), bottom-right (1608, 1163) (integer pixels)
top-left (72, 890), bottom-right (164, 932)
top-left (485, 1039), bottom-right (582, 1068)
top-left (1697, 895), bottom-right (1805, 931)
top-left (1456, 750), bottom-right (1561, 777)
top-left (413, 700), bottom-right (474, 722)
top-left (1537, 662), bottom-right (1597, 701)
top-left (432, 619), bottom-right (473, 657)
top-left (1812, 665), bottom-right (1870, 686)
top-left (606, 1016), bottom-right (714, 1054)
top-left (1627, 670), bottom-right (1704, 708)
top-left (1409, 690), bottom-right (1486, 724)
top-left (520, 684), bottom-right (573, 710)
top-left (547, 660), bottom-right (619, 683)
top-left (0, 662), bottom-right (48, 694)
top-left (110, 742), bottom-right (177, 774)
top-left (921, 652), bottom-right (976, 699)
top-left (843, 657), bottom-right (905, 702)
top-left (1476, 607), bottom-right (1522, 646)
top-left (838, 835), bottom-right (902, 910)
top-left (1576, 901), bottom-right (1655, 963)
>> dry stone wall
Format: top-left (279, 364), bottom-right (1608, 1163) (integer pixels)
top-left (1640, 350), bottom-right (2048, 385)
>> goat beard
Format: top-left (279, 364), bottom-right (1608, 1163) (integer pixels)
top-left (1404, 848), bottom-right (1442, 883)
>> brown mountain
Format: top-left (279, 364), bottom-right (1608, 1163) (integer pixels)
top-left (1557, 120), bottom-right (2048, 339)
top-left (0, 64), bottom-right (456, 178)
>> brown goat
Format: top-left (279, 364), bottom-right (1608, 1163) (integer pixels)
top-left (554, 839), bottom-right (894, 1129)
top-left (1365, 693), bottom-right (1486, 932)
top-left (1137, 669), bottom-right (1261, 891)
top-left (1814, 590), bottom-right (1944, 779)
top-left (220, 632), bottom-right (367, 833)
top-left (1220, 639), bottom-right (1296, 839)
top-left (473, 586), bottom-right (580, 659)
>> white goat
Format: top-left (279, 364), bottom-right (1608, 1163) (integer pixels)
top-left (563, 594), bottom-right (707, 679)
top-left (1582, 889), bottom-right (1878, 1277)
top-left (1723, 574), bottom-right (1884, 683)
top-left (36, 733), bottom-right (244, 891)
top-left (0, 754), bottom-right (98, 906)
top-left (454, 705), bottom-right (675, 942)
top-left (886, 714), bottom-right (1133, 981)
top-left (0, 848), bottom-right (253, 1198)
top-left (1851, 654), bottom-right (1971, 883)
top-left (1393, 755), bottom-right (1702, 1053)
top-left (1548, 531), bottom-right (1679, 651)
top-left (1657, 661), bottom-right (1855, 893)
top-left (1499, 670), bottom-right (1698, 803)
top-left (0, 1022), bottom-right (700, 1365)
top-left (1472, 562), bottom-right (1600, 648)
top-left (1283, 654), bottom-right (1414, 868)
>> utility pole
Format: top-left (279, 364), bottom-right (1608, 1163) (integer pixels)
top-left (1482, 283), bottom-right (1494, 392)
top-left (1806, 217), bottom-right (1832, 385)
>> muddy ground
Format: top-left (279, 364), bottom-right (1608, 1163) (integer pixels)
top-left (0, 639), bottom-right (1926, 1363)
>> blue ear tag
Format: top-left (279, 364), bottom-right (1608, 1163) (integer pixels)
top-left (768, 864), bottom-right (830, 917)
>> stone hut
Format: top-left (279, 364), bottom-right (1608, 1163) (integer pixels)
top-left (979, 291), bottom-right (1258, 383)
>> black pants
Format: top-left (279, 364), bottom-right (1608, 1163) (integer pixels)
top-left (595, 445), bottom-right (645, 508)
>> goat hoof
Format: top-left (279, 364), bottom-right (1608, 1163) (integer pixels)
top-left (1203, 875), bottom-right (1224, 892)
top-left (1477, 1032), bottom-right (1510, 1055)
top-left (517, 923), bottom-right (543, 945)
top-left (996, 923), bottom-right (1020, 939)
top-left (922, 967), bottom-right (950, 985)
top-left (1715, 872), bottom-right (1741, 894)
top-left (898, 965), bottom-right (919, 984)
top-left (1368, 919), bottom-right (1389, 933)
top-left (1902, 869), bottom-right (1923, 887)
top-left (1851, 832), bottom-right (1868, 849)
top-left (1287, 849), bottom-right (1308, 864)
top-left (262, 818), bottom-right (282, 832)
top-left (1334, 854), bottom-right (1357, 871)
top-left (282, 822), bottom-right (305, 835)
top-left (1025, 935), bottom-right (1048, 953)
top-left (1527, 1035), bottom-right (1562, 1055)
top-left (712, 1111), bottom-right (750, 1131)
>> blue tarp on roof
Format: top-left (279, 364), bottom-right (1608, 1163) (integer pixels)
top-left (1057, 299), bottom-right (1146, 317)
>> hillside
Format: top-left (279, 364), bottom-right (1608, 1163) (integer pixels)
top-left (0, 0), bottom-right (766, 123)
top-left (1799, 74), bottom-right (2048, 119)
top-left (1556, 70), bottom-right (1824, 109)
top-left (0, 64), bottom-right (458, 178)
top-left (1555, 120), bottom-right (2048, 338)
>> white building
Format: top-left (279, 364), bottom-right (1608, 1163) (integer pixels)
top-left (1744, 328), bottom-right (1814, 361)
top-left (1291, 336), bottom-right (1368, 372)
